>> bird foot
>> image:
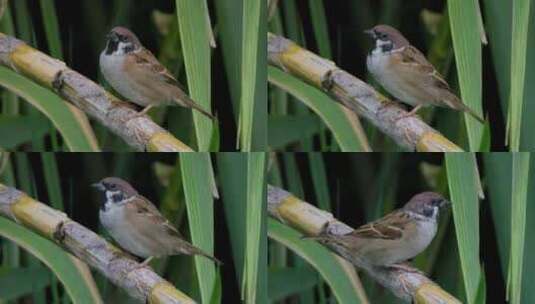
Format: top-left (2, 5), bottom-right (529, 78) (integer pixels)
top-left (395, 105), bottom-right (423, 123)
top-left (130, 105), bottom-right (154, 119)
top-left (388, 262), bottom-right (424, 275)
top-left (120, 257), bottom-right (154, 281)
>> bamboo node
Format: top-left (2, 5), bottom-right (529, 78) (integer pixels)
top-left (277, 195), bottom-right (336, 236)
top-left (149, 281), bottom-right (197, 304)
top-left (11, 196), bottom-right (69, 238)
top-left (147, 132), bottom-right (194, 152)
top-left (415, 283), bottom-right (462, 304)
top-left (417, 131), bottom-right (463, 152)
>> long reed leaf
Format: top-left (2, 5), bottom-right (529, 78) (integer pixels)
top-left (0, 67), bottom-right (98, 151)
top-left (179, 154), bottom-right (217, 303)
top-left (268, 219), bottom-right (366, 303)
top-left (0, 218), bottom-right (102, 303)
top-left (448, 0), bottom-right (485, 150)
top-left (238, 0), bottom-right (266, 151)
top-left (176, 1), bottom-right (215, 151)
top-left (445, 153), bottom-right (483, 304)
top-left (269, 67), bottom-right (369, 151)
top-left (508, 153), bottom-right (529, 303)
top-left (243, 152), bottom-right (267, 302)
top-left (507, 0), bottom-right (531, 151)
top-left (39, 0), bottom-right (63, 60)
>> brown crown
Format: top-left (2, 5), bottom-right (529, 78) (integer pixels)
top-left (370, 24), bottom-right (410, 48)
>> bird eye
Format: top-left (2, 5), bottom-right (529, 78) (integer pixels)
top-left (379, 33), bottom-right (388, 40)
top-left (109, 184), bottom-right (116, 190)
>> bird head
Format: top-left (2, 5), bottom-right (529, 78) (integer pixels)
top-left (364, 24), bottom-right (410, 52)
top-left (104, 26), bottom-right (141, 55)
top-left (92, 177), bottom-right (138, 210)
top-left (403, 192), bottom-right (450, 220)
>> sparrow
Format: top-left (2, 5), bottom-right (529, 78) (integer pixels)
top-left (92, 177), bottom-right (221, 266)
top-left (99, 27), bottom-right (215, 119)
top-left (305, 192), bottom-right (449, 268)
top-left (364, 24), bottom-right (484, 123)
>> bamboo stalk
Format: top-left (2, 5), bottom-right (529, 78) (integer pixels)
top-left (0, 183), bottom-right (196, 304)
top-left (0, 32), bottom-right (194, 152)
top-left (267, 32), bottom-right (464, 152)
top-left (267, 185), bottom-right (462, 304)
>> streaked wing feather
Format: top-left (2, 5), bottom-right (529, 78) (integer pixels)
top-left (398, 46), bottom-right (451, 90)
top-left (130, 49), bottom-right (186, 91)
top-left (350, 210), bottom-right (411, 240)
top-left (127, 195), bottom-right (183, 238)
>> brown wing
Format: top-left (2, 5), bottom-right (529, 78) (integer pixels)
top-left (126, 48), bottom-right (186, 91)
top-left (350, 210), bottom-right (412, 240)
top-left (397, 46), bottom-right (451, 91)
top-left (125, 195), bottom-right (183, 238)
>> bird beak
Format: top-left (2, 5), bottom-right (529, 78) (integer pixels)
top-left (91, 182), bottom-right (105, 191)
top-left (363, 29), bottom-right (375, 38)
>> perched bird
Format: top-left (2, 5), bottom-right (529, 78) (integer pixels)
top-left (364, 24), bottom-right (484, 123)
top-left (99, 27), bottom-right (215, 119)
top-left (92, 177), bottom-right (220, 266)
top-left (305, 192), bottom-right (449, 267)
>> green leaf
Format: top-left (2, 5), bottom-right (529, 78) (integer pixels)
top-left (445, 153), bottom-right (483, 304)
top-left (307, 0), bottom-right (332, 59)
top-left (39, 0), bottom-right (63, 60)
top-left (176, 1), bottom-right (215, 151)
top-left (40, 153), bottom-right (64, 210)
top-left (0, 266), bottom-right (51, 300)
top-left (507, 0), bottom-right (531, 151)
top-left (0, 67), bottom-right (98, 151)
top-left (268, 219), bottom-right (366, 303)
top-left (268, 266), bottom-right (319, 301)
top-left (447, 0), bottom-right (485, 150)
top-left (180, 153), bottom-right (217, 303)
top-left (216, 153), bottom-right (247, 286)
top-left (268, 67), bottom-right (368, 151)
top-left (268, 115), bottom-right (322, 149)
top-left (307, 152), bottom-right (331, 211)
top-left (0, 218), bottom-right (102, 303)
top-left (508, 153), bottom-right (529, 303)
top-left (0, 115), bottom-right (49, 149)
top-left (238, 0), bottom-right (266, 151)
top-left (243, 152), bottom-right (267, 302)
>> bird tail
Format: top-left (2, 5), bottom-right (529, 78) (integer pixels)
top-left (182, 243), bottom-right (222, 265)
top-left (175, 95), bottom-right (216, 121)
top-left (459, 103), bottom-right (485, 124)
top-left (444, 95), bottom-right (485, 124)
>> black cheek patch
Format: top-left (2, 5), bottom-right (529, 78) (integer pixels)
top-left (123, 44), bottom-right (135, 54)
top-left (423, 208), bottom-right (434, 218)
top-left (381, 43), bottom-right (393, 52)
top-left (112, 193), bottom-right (124, 203)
